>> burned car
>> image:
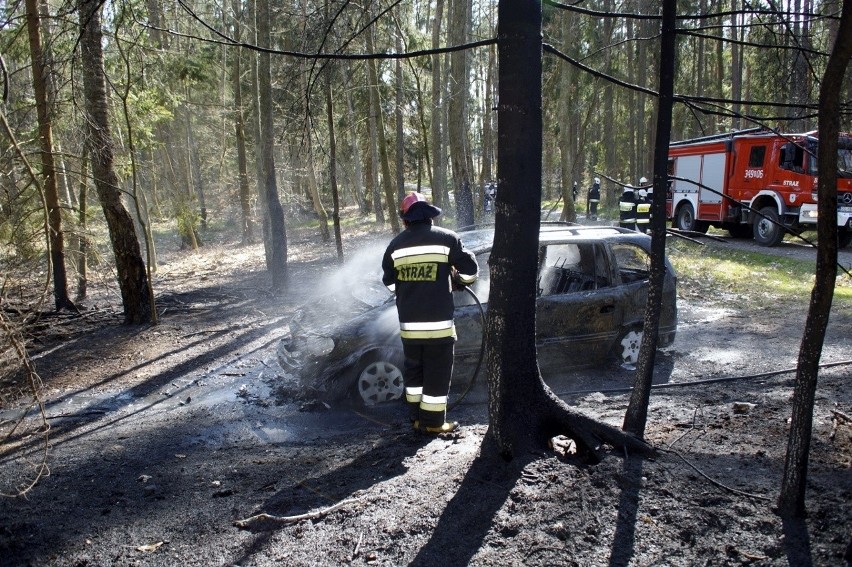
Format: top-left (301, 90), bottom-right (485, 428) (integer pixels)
top-left (278, 224), bottom-right (677, 406)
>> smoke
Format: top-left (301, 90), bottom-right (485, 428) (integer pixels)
top-left (295, 242), bottom-right (392, 329)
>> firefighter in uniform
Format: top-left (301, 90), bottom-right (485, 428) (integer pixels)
top-left (619, 184), bottom-right (637, 230)
top-left (635, 177), bottom-right (651, 233)
top-left (587, 177), bottom-right (601, 221)
top-left (382, 192), bottom-right (479, 434)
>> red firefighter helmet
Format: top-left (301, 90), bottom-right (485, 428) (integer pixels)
top-left (399, 192), bottom-right (441, 221)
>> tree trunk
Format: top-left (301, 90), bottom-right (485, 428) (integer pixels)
top-left (185, 107), bottom-right (207, 234)
top-left (76, 148), bottom-right (88, 301)
top-left (430, 0), bottom-right (446, 211)
top-left (479, 44), bottom-right (495, 186)
top-left (601, 0), bottom-right (616, 207)
top-left (257, 0), bottom-right (288, 289)
top-left (448, 0), bottom-right (474, 227)
top-left (78, 0), bottom-right (150, 324)
top-left (365, 26), bottom-right (400, 233)
top-left (344, 70), bottom-right (366, 211)
top-left (730, 0), bottom-right (742, 129)
top-left (488, 0), bottom-right (650, 461)
top-left (623, 0), bottom-right (677, 438)
top-left (366, 72), bottom-right (384, 224)
top-left (231, 0), bottom-right (254, 245)
top-left (326, 74), bottom-right (343, 260)
top-left (26, 0), bottom-right (73, 311)
top-left (777, 0), bottom-right (852, 518)
top-left (305, 139), bottom-right (331, 242)
top-left (395, 32), bottom-right (405, 202)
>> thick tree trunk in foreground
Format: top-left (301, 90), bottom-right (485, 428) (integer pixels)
top-left (623, 0), bottom-right (677, 437)
top-left (777, 0), bottom-right (852, 518)
top-left (78, 0), bottom-right (150, 324)
top-left (27, 0), bottom-right (73, 311)
top-left (486, 0), bottom-right (649, 461)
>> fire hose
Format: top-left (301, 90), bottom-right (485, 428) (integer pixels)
top-left (448, 285), bottom-right (486, 411)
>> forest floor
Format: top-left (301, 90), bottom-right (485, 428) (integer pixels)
top-left (0, 215), bottom-right (851, 566)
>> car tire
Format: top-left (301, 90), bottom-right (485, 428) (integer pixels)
top-left (839, 230), bottom-right (852, 249)
top-left (675, 203), bottom-right (708, 234)
top-left (353, 352), bottom-right (405, 407)
top-left (614, 329), bottom-right (643, 366)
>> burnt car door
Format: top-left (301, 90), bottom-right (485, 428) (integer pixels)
top-left (608, 241), bottom-right (652, 331)
top-left (534, 242), bottom-right (625, 371)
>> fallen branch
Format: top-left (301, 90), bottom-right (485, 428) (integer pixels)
top-left (830, 409), bottom-right (851, 424)
top-left (234, 497), bottom-right (361, 529)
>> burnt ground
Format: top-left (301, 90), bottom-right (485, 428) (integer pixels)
top-left (0, 220), bottom-right (851, 567)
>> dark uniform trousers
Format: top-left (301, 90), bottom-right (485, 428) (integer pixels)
top-left (403, 342), bottom-right (455, 427)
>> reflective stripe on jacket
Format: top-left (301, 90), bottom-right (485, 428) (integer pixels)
top-left (382, 222), bottom-right (479, 344)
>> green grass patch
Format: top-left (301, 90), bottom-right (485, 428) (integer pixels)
top-left (666, 238), bottom-right (852, 309)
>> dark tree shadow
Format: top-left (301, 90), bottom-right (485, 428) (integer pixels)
top-left (608, 455), bottom-right (645, 567)
top-left (408, 435), bottom-right (522, 567)
top-left (781, 517), bottom-right (813, 567)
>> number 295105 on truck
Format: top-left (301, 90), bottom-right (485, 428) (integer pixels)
top-left (666, 128), bottom-right (852, 248)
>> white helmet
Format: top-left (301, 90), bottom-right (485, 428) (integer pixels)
top-left (639, 176), bottom-right (648, 185)
top-left (623, 184), bottom-right (634, 192)
top-left (594, 177), bottom-right (600, 184)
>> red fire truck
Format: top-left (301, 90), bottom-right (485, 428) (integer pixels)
top-left (666, 128), bottom-right (852, 247)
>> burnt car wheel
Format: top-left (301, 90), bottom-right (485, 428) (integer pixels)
top-left (355, 354), bottom-right (405, 406)
top-left (615, 329), bottom-right (643, 366)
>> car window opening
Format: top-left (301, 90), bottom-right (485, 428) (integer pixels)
top-left (612, 243), bottom-right (651, 284)
top-left (537, 244), bottom-right (609, 296)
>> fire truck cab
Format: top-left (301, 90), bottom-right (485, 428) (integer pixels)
top-left (667, 128), bottom-right (852, 247)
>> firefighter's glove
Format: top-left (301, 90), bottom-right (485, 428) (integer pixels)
top-left (451, 268), bottom-right (467, 292)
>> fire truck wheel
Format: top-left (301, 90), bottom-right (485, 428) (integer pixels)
top-left (675, 203), bottom-right (708, 233)
top-left (753, 206), bottom-right (786, 247)
top-left (614, 329), bottom-right (643, 366)
top-left (354, 352), bottom-right (405, 407)
top-left (839, 230), bottom-right (852, 249)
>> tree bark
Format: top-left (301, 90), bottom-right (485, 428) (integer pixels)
top-left (231, 0), bottom-right (254, 245)
top-left (395, 32), bottom-right (405, 202)
top-left (257, 0), bottom-right (288, 289)
top-left (76, 148), bottom-right (88, 301)
top-left (326, 74), bottom-right (343, 260)
top-left (365, 26), bottom-right (400, 233)
top-left (777, 0), bottom-right (852, 518)
top-left (430, 0), bottom-right (446, 212)
top-left (479, 44), bottom-right (495, 187)
top-left (448, 0), bottom-right (474, 227)
top-left (366, 72), bottom-right (384, 224)
top-left (344, 69), bottom-right (366, 211)
top-left (78, 0), bottom-right (150, 324)
top-left (26, 0), bottom-right (73, 311)
top-left (488, 0), bottom-right (650, 461)
top-left (623, 0), bottom-right (677, 438)
top-left (730, 0), bottom-right (742, 129)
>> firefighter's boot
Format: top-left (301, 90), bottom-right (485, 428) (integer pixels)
top-left (413, 420), bottom-right (459, 434)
